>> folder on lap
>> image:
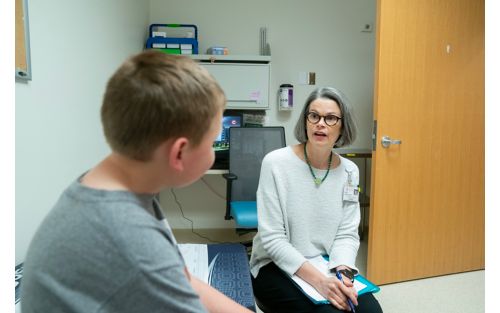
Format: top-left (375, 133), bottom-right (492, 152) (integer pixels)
top-left (289, 255), bottom-right (380, 305)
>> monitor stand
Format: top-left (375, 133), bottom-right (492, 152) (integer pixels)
top-left (211, 159), bottom-right (229, 170)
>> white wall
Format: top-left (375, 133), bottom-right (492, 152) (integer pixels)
top-left (150, 0), bottom-right (376, 229)
top-left (15, 0), bottom-right (149, 263)
top-left (15, 1), bottom-right (376, 262)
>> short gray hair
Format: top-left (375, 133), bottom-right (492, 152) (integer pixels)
top-left (293, 87), bottom-right (357, 147)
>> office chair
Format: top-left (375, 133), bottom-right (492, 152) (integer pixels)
top-left (222, 127), bottom-right (286, 231)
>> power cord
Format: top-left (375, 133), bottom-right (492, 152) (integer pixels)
top-left (170, 188), bottom-right (224, 243)
top-left (200, 177), bottom-right (226, 200)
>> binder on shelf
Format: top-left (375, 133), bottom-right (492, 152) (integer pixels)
top-left (146, 24), bottom-right (198, 55)
top-left (289, 255), bottom-right (379, 305)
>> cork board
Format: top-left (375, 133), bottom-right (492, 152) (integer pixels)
top-left (16, 0), bottom-right (31, 80)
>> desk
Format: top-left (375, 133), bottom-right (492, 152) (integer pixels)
top-left (180, 243), bottom-right (255, 311)
top-left (206, 169), bottom-right (229, 175)
top-left (336, 148), bottom-right (372, 158)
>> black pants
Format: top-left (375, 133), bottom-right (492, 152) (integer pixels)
top-left (252, 262), bottom-right (383, 313)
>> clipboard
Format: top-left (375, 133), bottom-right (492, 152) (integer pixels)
top-left (288, 255), bottom-right (379, 305)
top-left (355, 274), bottom-right (380, 296)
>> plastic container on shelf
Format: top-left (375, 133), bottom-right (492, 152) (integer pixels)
top-left (145, 24), bottom-right (199, 55)
top-left (207, 46), bottom-right (229, 55)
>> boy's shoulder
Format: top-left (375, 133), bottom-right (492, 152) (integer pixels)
top-left (22, 178), bottom-right (193, 312)
top-left (45, 178), bottom-right (177, 260)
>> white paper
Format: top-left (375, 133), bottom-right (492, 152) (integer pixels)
top-left (291, 255), bottom-right (365, 302)
top-left (178, 244), bottom-right (209, 283)
top-left (353, 279), bottom-right (367, 293)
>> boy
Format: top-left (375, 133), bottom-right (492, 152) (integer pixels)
top-left (21, 51), bottom-right (252, 313)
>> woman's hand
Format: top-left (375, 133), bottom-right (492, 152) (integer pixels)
top-left (316, 275), bottom-right (358, 311)
top-left (295, 261), bottom-right (358, 311)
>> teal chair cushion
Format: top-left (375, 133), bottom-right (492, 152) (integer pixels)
top-left (230, 201), bottom-right (258, 228)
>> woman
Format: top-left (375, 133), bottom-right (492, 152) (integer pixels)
top-left (250, 87), bottom-right (383, 313)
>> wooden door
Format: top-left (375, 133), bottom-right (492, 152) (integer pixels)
top-left (367, 0), bottom-right (484, 285)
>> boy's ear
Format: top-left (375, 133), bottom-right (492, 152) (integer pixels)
top-left (168, 137), bottom-right (189, 171)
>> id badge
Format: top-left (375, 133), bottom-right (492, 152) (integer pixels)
top-left (343, 184), bottom-right (359, 202)
top-left (343, 170), bottom-right (359, 202)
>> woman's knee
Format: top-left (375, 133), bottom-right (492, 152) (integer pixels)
top-left (357, 293), bottom-right (383, 313)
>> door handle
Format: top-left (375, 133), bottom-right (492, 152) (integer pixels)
top-left (381, 136), bottom-right (402, 148)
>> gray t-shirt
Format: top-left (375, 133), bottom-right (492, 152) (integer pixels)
top-left (21, 176), bottom-right (207, 313)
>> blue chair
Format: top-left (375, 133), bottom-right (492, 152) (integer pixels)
top-left (223, 127), bottom-right (286, 231)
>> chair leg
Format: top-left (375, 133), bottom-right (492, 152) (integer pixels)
top-left (234, 229), bottom-right (256, 257)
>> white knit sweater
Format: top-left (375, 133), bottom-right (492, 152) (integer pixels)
top-left (249, 146), bottom-right (361, 278)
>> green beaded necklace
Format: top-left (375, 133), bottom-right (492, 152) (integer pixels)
top-left (303, 142), bottom-right (333, 186)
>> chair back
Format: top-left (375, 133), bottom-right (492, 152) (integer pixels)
top-left (228, 127), bottom-right (286, 202)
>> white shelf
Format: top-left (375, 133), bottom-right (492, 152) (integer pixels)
top-left (335, 148), bottom-right (372, 157)
top-left (205, 169), bottom-right (229, 175)
top-left (189, 54), bottom-right (271, 63)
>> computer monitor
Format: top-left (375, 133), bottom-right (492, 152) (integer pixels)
top-left (211, 115), bottom-right (242, 169)
top-left (213, 115), bottom-right (242, 151)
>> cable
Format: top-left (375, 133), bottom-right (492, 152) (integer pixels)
top-left (200, 177), bottom-right (226, 200)
top-left (170, 188), bottom-right (224, 243)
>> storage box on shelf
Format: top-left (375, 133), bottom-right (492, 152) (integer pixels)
top-left (146, 24), bottom-right (198, 55)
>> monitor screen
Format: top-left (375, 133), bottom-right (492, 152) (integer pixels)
top-left (213, 115), bottom-right (242, 151)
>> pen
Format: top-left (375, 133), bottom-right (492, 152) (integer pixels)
top-left (335, 271), bottom-right (356, 313)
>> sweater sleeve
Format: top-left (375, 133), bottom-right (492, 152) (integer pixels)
top-left (328, 165), bottom-right (361, 273)
top-left (256, 155), bottom-right (307, 276)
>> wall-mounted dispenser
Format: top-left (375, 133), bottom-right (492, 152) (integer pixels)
top-left (278, 84), bottom-right (293, 111)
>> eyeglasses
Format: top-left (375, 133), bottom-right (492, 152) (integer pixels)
top-left (306, 112), bottom-right (342, 126)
